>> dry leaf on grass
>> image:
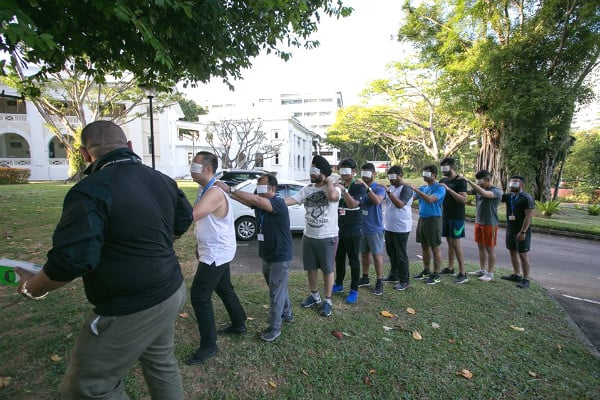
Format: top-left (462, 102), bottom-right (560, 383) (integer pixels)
top-left (556, 343), bottom-right (563, 352)
top-left (364, 376), bottom-right (374, 386)
top-left (50, 354), bottom-right (62, 362)
top-left (368, 369), bottom-right (376, 375)
top-left (342, 332), bottom-right (350, 337)
top-left (380, 310), bottom-right (394, 318)
top-left (382, 337), bottom-right (393, 342)
top-left (510, 325), bottom-right (525, 332)
top-left (456, 369), bottom-right (473, 379)
top-left (331, 330), bottom-right (343, 340)
top-left (448, 339), bottom-right (457, 344)
top-left (262, 304), bottom-right (269, 309)
top-left (246, 317), bottom-right (255, 321)
top-left (528, 371), bottom-right (538, 378)
top-left (383, 326), bottom-right (393, 332)
top-left (412, 331), bottom-right (422, 340)
top-left (268, 381), bottom-right (277, 388)
top-left (406, 307), bottom-right (416, 315)
top-left (301, 369), bottom-right (309, 376)
top-left (0, 377), bottom-right (11, 389)
top-left (431, 322), bottom-right (440, 329)
top-left (178, 312), bottom-right (189, 318)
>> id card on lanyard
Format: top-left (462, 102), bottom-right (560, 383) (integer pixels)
top-left (509, 193), bottom-right (520, 221)
top-left (257, 210), bottom-right (264, 241)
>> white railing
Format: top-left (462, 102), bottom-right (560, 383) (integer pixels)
top-left (0, 114), bottom-right (27, 122)
top-left (0, 158), bottom-right (31, 167)
top-left (49, 158), bottom-right (68, 166)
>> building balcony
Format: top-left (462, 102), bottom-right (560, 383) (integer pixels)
top-left (0, 114), bottom-right (27, 122)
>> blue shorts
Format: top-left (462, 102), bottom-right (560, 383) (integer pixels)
top-left (360, 232), bottom-right (385, 255)
top-left (442, 219), bottom-right (466, 239)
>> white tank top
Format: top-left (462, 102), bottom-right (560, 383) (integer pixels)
top-left (195, 187), bottom-right (236, 266)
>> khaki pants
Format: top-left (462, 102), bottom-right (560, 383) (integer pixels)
top-left (59, 283), bottom-right (186, 400)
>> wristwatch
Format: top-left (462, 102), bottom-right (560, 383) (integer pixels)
top-left (230, 187), bottom-right (236, 195)
top-left (367, 187), bottom-right (372, 193)
top-left (342, 188), bottom-right (348, 194)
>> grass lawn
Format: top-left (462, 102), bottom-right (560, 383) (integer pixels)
top-left (1, 182), bottom-right (599, 399)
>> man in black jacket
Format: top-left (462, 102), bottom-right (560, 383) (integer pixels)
top-left (16, 120), bottom-right (193, 399)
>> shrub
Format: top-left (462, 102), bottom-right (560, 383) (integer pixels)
top-left (0, 167), bottom-right (30, 184)
top-left (587, 204), bottom-right (600, 216)
top-left (466, 194), bottom-right (476, 205)
top-left (535, 200), bottom-right (562, 218)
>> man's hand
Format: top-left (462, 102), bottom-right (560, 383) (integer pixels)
top-left (214, 181), bottom-right (231, 193)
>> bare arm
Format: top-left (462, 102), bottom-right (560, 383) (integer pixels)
top-left (411, 185), bottom-right (439, 203)
top-left (324, 177), bottom-right (340, 202)
top-left (193, 187), bottom-right (226, 220)
top-left (387, 187), bottom-right (408, 208)
top-left (284, 197), bottom-right (299, 206)
top-left (231, 190), bottom-right (274, 213)
top-left (16, 268), bottom-right (69, 298)
top-left (439, 181), bottom-right (467, 204)
top-left (465, 179), bottom-right (497, 199)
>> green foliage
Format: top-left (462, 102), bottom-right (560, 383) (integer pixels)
top-left (1, 1), bottom-right (352, 88)
top-left (0, 167), bottom-right (30, 184)
top-left (563, 129), bottom-right (600, 188)
top-left (177, 96), bottom-right (206, 122)
top-left (587, 204), bottom-right (600, 216)
top-left (535, 200), bottom-right (562, 218)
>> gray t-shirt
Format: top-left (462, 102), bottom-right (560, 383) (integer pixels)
top-left (476, 186), bottom-right (502, 225)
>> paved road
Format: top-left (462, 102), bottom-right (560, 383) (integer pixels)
top-left (231, 212), bottom-right (600, 353)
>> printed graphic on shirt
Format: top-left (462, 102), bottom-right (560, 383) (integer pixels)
top-left (305, 190), bottom-right (331, 228)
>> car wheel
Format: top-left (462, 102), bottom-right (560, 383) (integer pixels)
top-left (235, 216), bottom-right (257, 241)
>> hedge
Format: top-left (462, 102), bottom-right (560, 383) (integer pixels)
top-left (0, 167), bottom-right (31, 184)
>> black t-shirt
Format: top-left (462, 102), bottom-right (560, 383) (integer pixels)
top-left (501, 191), bottom-right (535, 233)
top-left (440, 175), bottom-right (467, 220)
top-left (257, 197), bottom-right (293, 262)
top-left (338, 180), bottom-right (367, 237)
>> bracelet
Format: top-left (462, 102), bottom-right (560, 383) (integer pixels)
top-left (20, 280), bottom-right (49, 300)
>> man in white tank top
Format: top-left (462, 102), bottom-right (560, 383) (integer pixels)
top-left (185, 152), bottom-right (247, 366)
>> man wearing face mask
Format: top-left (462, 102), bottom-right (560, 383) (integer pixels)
top-left (465, 171), bottom-right (502, 281)
top-left (216, 174), bottom-right (293, 342)
top-left (438, 157), bottom-right (469, 284)
top-left (501, 175), bottom-right (535, 288)
top-left (332, 158), bottom-right (367, 304)
top-left (383, 166), bottom-right (414, 291)
top-left (285, 155), bottom-right (340, 317)
top-left (356, 163), bottom-right (387, 296)
top-left (411, 165), bottom-right (446, 285)
top-left (186, 152), bottom-right (247, 365)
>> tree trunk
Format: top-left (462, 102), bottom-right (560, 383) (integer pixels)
top-left (535, 152), bottom-right (554, 201)
top-left (476, 126), bottom-right (505, 190)
top-left (552, 159), bottom-right (565, 201)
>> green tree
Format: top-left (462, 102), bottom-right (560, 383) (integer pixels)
top-left (176, 96), bottom-right (206, 122)
top-left (1, 1), bottom-right (352, 88)
top-left (399, 0), bottom-right (600, 199)
top-left (562, 129), bottom-right (600, 201)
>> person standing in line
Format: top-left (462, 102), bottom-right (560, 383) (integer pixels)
top-left (186, 151), bottom-right (247, 365)
top-left (411, 165), bottom-right (446, 285)
top-left (438, 157), bottom-right (469, 283)
top-left (332, 158), bottom-right (367, 304)
top-left (383, 166), bottom-right (414, 291)
top-left (500, 175), bottom-right (535, 289)
top-left (16, 121), bottom-right (193, 399)
top-left (285, 155), bottom-right (340, 317)
top-left (216, 173), bottom-right (293, 342)
top-left (465, 170), bottom-right (502, 281)
top-left (356, 163), bottom-right (387, 296)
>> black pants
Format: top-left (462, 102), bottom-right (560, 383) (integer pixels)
top-left (335, 235), bottom-right (361, 290)
top-left (384, 230), bottom-right (410, 283)
top-left (190, 261), bottom-right (247, 349)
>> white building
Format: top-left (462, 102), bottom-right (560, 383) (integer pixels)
top-left (0, 84), bottom-right (184, 180)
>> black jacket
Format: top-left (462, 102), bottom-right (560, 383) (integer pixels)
top-left (43, 148), bottom-right (193, 315)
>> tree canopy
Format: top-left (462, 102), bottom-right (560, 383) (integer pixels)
top-left (1, 1), bottom-right (352, 89)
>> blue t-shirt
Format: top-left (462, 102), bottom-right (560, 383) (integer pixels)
top-left (415, 183), bottom-right (446, 218)
top-left (257, 197), bottom-right (293, 262)
top-left (361, 183), bottom-right (386, 234)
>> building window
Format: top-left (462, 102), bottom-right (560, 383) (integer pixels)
top-left (0, 98), bottom-right (27, 114)
top-left (255, 152), bottom-right (264, 168)
top-left (258, 98), bottom-right (272, 103)
top-left (297, 155), bottom-right (301, 169)
top-left (303, 156), bottom-right (306, 169)
top-left (147, 136), bottom-right (154, 155)
top-left (304, 98), bottom-right (317, 103)
top-left (275, 153), bottom-right (279, 164)
top-left (274, 131), bottom-right (279, 139)
top-left (281, 99), bottom-right (302, 105)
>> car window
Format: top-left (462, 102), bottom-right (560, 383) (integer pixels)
top-left (275, 184), bottom-right (288, 198)
top-left (287, 185), bottom-right (303, 197)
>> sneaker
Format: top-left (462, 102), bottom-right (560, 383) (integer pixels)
top-left (414, 270), bottom-right (431, 280)
top-left (516, 278), bottom-right (530, 289)
top-left (382, 275), bottom-right (398, 283)
top-left (301, 295), bottom-right (321, 308)
top-left (281, 314), bottom-right (295, 323)
top-left (424, 274), bottom-right (441, 285)
top-left (454, 273), bottom-right (468, 284)
top-left (440, 267), bottom-right (455, 275)
top-left (373, 281), bottom-right (383, 296)
top-left (185, 346), bottom-right (218, 365)
top-left (320, 302), bottom-right (333, 317)
top-left (393, 282), bottom-right (409, 291)
top-left (260, 328), bottom-right (281, 342)
top-left (468, 269), bottom-right (486, 276)
top-left (501, 274), bottom-right (523, 282)
top-left (479, 272), bottom-right (494, 282)
top-left (345, 290), bottom-right (358, 304)
top-left (357, 276), bottom-right (370, 287)
top-left (332, 284), bottom-right (344, 294)
top-left (217, 325), bottom-right (247, 335)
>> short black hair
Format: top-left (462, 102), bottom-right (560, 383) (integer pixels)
top-left (361, 162), bottom-right (375, 172)
top-left (423, 164), bottom-right (438, 175)
top-left (510, 175), bottom-right (525, 183)
top-left (388, 165), bottom-right (403, 175)
top-left (339, 158), bottom-right (357, 169)
top-left (475, 170), bottom-right (491, 180)
top-left (440, 157), bottom-right (456, 167)
top-left (258, 173), bottom-right (278, 187)
top-left (195, 151), bottom-right (218, 173)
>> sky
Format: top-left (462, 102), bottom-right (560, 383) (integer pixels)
top-left (181, 0), bottom-right (412, 107)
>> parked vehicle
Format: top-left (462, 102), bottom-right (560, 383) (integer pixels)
top-left (231, 178), bottom-right (306, 240)
top-left (216, 169), bottom-right (270, 186)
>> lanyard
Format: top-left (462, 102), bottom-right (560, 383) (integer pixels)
top-left (195, 176), bottom-right (217, 205)
top-left (258, 209), bottom-right (264, 233)
top-left (510, 193), bottom-right (521, 216)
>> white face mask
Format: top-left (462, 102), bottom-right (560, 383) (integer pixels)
top-left (256, 185), bottom-right (269, 194)
top-left (190, 163), bottom-right (203, 174)
top-left (361, 170), bottom-right (373, 178)
top-left (387, 174), bottom-right (397, 180)
top-left (309, 167), bottom-right (320, 175)
top-left (509, 181), bottom-right (521, 189)
top-left (340, 168), bottom-right (352, 175)
top-left (441, 165), bottom-right (451, 172)
top-left (422, 171), bottom-right (432, 178)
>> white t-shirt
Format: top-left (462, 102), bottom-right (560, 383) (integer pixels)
top-left (383, 184), bottom-right (413, 233)
top-left (292, 184), bottom-right (340, 239)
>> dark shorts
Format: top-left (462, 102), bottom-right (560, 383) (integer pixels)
top-left (416, 217), bottom-right (442, 248)
top-left (505, 231), bottom-right (531, 253)
top-left (359, 232), bottom-right (385, 255)
top-left (442, 219), bottom-right (466, 239)
top-left (302, 236), bottom-right (338, 274)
